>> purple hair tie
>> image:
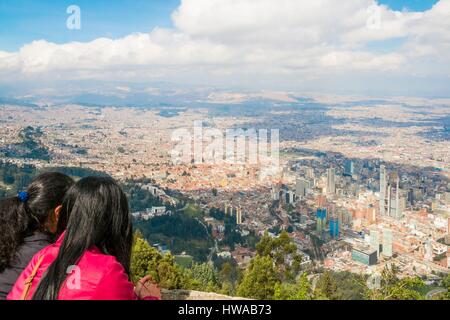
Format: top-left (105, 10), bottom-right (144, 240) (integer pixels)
top-left (18, 191), bottom-right (29, 203)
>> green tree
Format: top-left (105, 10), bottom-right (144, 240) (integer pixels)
top-left (332, 271), bottom-right (366, 300)
top-left (314, 271), bottom-right (342, 300)
top-left (256, 230), bottom-right (302, 281)
top-left (237, 255), bottom-right (279, 300)
top-left (366, 264), bottom-right (425, 300)
top-left (440, 274), bottom-right (450, 300)
top-left (187, 262), bottom-right (220, 292)
top-left (130, 233), bottom-right (188, 289)
top-left (274, 273), bottom-right (312, 300)
top-left (218, 261), bottom-right (240, 296)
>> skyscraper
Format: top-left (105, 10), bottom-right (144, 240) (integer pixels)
top-left (271, 185), bottom-right (280, 201)
top-left (370, 229), bottom-right (380, 258)
top-left (306, 167), bottom-right (315, 180)
top-left (382, 228), bottom-right (393, 257)
top-left (317, 194), bottom-right (327, 208)
top-left (389, 175), bottom-right (404, 220)
top-left (344, 160), bottom-right (354, 177)
top-left (236, 208), bottom-right (243, 225)
top-left (296, 178), bottom-right (310, 198)
top-left (379, 165), bottom-right (387, 216)
top-left (327, 168), bottom-right (336, 195)
top-left (424, 240), bottom-right (433, 262)
top-left (316, 208), bottom-right (327, 232)
top-left (329, 217), bottom-right (340, 239)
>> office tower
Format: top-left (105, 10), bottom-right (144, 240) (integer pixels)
top-left (316, 218), bottom-right (323, 233)
top-left (387, 184), bottom-right (392, 216)
top-left (327, 168), bottom-right (336, 195)
top-left (365, 207), bottom-right (377, 224)
top-left (379, 165), bottom-right (388, 216)
top-left (389, 176), bottom-right (404, 220)
top-left (407, 188), bottom-right (414, 206)
top-left (329, 217), bottom-right (340, 239)
top-left (284, 190), bottom-right (295, 205)
top-left (306, 167), bottom-right (315, 180)
top-left (316, 208), bottom-right (327, 232)
top-left (317, 194), bottom-right (327, 208)
top-left (344, 160), bottom-right (354, 177)
top-left (296, 178), bottom-right (310, 198)
top-left (424, 240), bottom-right (433, 262)
top-left (370, 230), bottom-right (380, 258)
top-left (382, 229), bottom-right (393, 257)
top-left (271, 185), bottom-right (280, 201)
top-left (236, 208), bottom-right (243, 225)
top-left (395, 176), bottom-right (400, 218)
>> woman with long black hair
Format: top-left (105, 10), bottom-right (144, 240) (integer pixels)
top-left (7, 176), bottom-right (160, 300)
top-left (0, 172), bottom-right (74, 299)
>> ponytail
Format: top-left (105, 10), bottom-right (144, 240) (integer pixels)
top-left (0, 197), bottom-right (31, 272)
top-left (0, 172), bottom-right (74, 272)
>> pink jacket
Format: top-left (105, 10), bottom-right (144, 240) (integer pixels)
top-left (7, 233), bottom-right (152, 300)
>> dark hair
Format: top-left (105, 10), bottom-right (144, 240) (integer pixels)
top-left (0, 172), bottom-right (74, 272)
top-left (33, 176), bottom-right (133, 300)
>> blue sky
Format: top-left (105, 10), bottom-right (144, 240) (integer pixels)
top-left (0, 0), bottom-right (180, 51)
top-left (0, 0), bottom-right (439, 51)
top-left (378, 0), bottom-right (439, 11)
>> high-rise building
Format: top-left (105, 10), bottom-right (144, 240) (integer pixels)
top-left (344, 160), bottom-right (354, 177)
top-left (271, 185), bottom-right (280, 201)
top-left (424, 240), bottom-right (433, 262)
top-left (379, 165), bottom-right (388, 216)
top-left (316, 195), bottom-right (327, 208)
top-left (327, 168), bottom-right (336, 195)
top-left (224, 203), bottom-right (233, 215)
top-left (370, 229), bottom-right (380, 258)
top-left (329, 217), bottom-right (340, 239)
top-left (379, 167), bottom-right (404, 219)
top-left (306, 167), bottom-right (315, 180)
top-left (284, 190), bottom-right (295, 205)
top-left (389, 176), bottom-right (405, 220)
top-left (316, 218), bottom-right (323, 233)
top-left (296, 178), bottom-right (310, 198)
top-left (316, 208), bottom-right (327, 232)
top-left (365, 207), bottom-right (377, 224)
top-left (352, 247), bottom-right (378, 266)
top-left (236, 208), bottom-right (243, 225)
top-left (382, 229), bottom-right (393, 257)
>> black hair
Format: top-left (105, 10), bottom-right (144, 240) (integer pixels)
top-left (32, 176), bottom-right (133, 300)
top-left (0, 172), bottom-right (75, 272)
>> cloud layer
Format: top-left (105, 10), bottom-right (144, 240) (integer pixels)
top-left (1, 0), bottom-right (449, 95)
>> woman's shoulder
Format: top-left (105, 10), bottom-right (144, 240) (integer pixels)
top-left (79, 250), bottom-right (135, 300)
top-left (15, 233), bottom-right (53, 267)
top-left (81, 249), bottom-right (125, 272)
top-left (78, 249), bottom-right (131, 284)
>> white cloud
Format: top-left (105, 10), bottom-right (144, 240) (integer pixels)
top-left (0, 0), bottom-right (449, 94)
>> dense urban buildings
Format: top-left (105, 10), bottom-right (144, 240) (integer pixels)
top-left (0, 92), bottom-right (449, 286)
